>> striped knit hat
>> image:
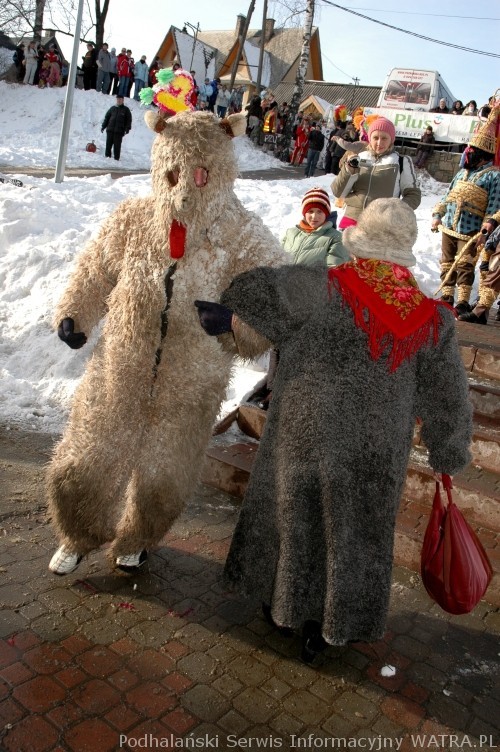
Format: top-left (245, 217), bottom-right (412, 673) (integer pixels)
top-left (301, 187), bottom-right (331, 217)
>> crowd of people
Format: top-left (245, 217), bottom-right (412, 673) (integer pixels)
top-left (13, 40), bottom-right (68, 88)
top-left (430, 97), bottom-right (492, 117)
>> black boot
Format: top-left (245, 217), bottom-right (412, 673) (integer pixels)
top-left (301, 620), bottom-right (328, 664)
top-left (441, 295), bottom-right (454, 305)
top-left (262, 603), bottom-right (293, 637)
top-left (454, 301), bottom-right (471, 316)
top-left (495, 305), bottom-right (500, 322)
top-left (458, 311), bottom-right (488, 325)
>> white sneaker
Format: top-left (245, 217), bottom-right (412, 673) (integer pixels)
top-left (49, 545), bottom-right (83, 576)
top-left (115, 550), bottom-right (148, 573)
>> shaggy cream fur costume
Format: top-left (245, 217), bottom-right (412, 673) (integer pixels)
top-left (47, 111), bottom-right (285, 562)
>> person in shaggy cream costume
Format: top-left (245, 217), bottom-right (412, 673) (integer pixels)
top-left (197, 198), bottom-right (473, 662)
top-left (47, 86), bottom-right (286, 575)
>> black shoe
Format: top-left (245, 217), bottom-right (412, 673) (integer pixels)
top-left (301, 620), bottom-right (328, 663)
top-left (262, 603), bottom-right (294, 637)
top-left (495, 307), bottom-right (500, 322)
top-left (458, 311), bottom-right (488, 325)
top-left (441, 295), bottom-right (454, 305)
top-left (248, 384), bottom-right (270, 405)
top-left (454, 301), bottom-right (471, 316)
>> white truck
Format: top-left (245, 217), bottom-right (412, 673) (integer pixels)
top-left (376, 68), bottom-right (457, 112)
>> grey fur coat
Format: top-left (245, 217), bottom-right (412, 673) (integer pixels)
top-left (221, 265), bottom-right (472, 646)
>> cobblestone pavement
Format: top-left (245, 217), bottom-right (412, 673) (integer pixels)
top-left (0, 428), bottom-right (499, 752)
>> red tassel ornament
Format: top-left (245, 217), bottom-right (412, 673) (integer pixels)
top-left (169, 219), bottom-right (187, 259)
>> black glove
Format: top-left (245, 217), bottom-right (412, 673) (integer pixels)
top-left (58, 318), bottom-right (87, 349)
top-left (101, 128), bottom-right (104, 133)
top-left (479, 259), bottom-right (490, 273)
top-left (194, 301), bottom-right (233, 336)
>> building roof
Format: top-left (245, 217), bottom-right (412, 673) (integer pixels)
top-left (198, 25), bottom-right (322, 91)
top-left (172, 28), bottom-right (217, 79)
top-left (273, 81), bottom-right (382, 112)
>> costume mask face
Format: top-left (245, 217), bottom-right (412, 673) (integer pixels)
top-left (463, 147), bottom-right (484, 169)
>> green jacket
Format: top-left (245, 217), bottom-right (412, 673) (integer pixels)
top-left (282, 221), bottom-right (349, 267)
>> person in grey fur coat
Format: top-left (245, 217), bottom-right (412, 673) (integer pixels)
top-left (196, 198), bottom-right (473, 662)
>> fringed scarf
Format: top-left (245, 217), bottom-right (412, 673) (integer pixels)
top-left (328, 258), bottom-right (444, 373)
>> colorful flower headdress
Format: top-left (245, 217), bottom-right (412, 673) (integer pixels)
top-left (139, 67), bottom-right (195, 116)
top-left (334, 104), bottom-right (347, 123)
top-left (352, 109), bottom-right (379, 142)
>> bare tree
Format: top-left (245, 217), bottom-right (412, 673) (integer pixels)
top-left (46, 0), bottom-right (111, 46)
top-left (1, 0), bottom-right (46, 40)
top-left (1, 0), bottom-right (111, 48)
top-left (276, 0), bottom-right (315, 160)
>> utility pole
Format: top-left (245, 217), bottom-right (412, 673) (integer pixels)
top-left (229, 0), bottom-right (256, 91)
top-left (350, 76), bottom-right (360, 113)
top-left (256, 0), bottom-right (268, 93)
top-left (277, 0), bottom-right (315, 161)
top-left (55, 0), bottom-right (84, 183)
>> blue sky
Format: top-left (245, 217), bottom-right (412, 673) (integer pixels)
top-left (64, 0), bottom-right (499, 107)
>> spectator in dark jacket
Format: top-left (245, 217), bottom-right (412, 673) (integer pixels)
top-left (34, 43), bottom-right (45, 86)
top-left (430, 98), bottom-right (449, 113)
top-left (101, 95), bottom-right (132, 161)
top-left (13, 43), bottom-right (25, 82)
top-left (304, 123), bottom-right (325, 178)
top-left (451, 100), bottom-right (464, 115)
top-left (82, 42), bottom-right (97, 90)
top-left (414, 125), bottom-right (435, 169)
top-left (208, 78), bottom-right (219, 113)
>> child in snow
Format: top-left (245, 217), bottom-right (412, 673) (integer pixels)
top-left (254, 188), bottom-right (348, 408)
top-left (282, 187), bottom-right (348, 268)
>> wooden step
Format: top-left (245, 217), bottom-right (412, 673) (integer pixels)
top-left (468, 377), bottom-right (500, 421)
top-left (413, 414), bottom-right (500, 473)
top-left (458, 322), bottom-right (500, 386)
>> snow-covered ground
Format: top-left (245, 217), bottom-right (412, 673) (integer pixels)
top-left (0, 83), bottom-right (448, 434)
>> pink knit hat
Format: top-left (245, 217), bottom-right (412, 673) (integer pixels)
top-left (368, 117), bottom-right (396, 142)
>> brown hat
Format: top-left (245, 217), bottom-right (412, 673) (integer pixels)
top-left (469, 105), bottom-right (499, 154)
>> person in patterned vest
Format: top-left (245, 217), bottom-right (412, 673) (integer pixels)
top-left (432, 105), bottom-right (500, 316)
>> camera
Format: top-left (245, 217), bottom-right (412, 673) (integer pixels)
top-left (347, 156), bottom-right (367, 169)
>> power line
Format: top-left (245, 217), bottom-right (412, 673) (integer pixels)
top-left (319, 1), bottom-right (500, 57)
top-left (321, 52), bottom-right (356, 82)
top-left (339, 7), bottom-right (500, 21)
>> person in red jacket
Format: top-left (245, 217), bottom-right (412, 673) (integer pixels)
top-left (117, 48), bottom-right (131, 97)
top-left (290, 117), bottom-right (311, 165)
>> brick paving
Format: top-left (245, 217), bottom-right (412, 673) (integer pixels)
top-left (0, 428), bottom-right (499, 751)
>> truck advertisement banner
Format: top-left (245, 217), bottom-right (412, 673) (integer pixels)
top-left (378, 69), bottom-right (435, 109)
top-left (364, 107), bottom-right (480, 144)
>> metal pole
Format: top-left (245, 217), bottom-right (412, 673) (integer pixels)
top-left (55, 0), bottom-right (84, 183)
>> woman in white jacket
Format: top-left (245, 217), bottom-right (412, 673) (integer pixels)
top-left (23, 41), bottom-right (38, 85)
top-left (331, 117), bottom-right (421, 230)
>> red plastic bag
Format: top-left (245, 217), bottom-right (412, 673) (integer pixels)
top-left (421, 474), bottom-right (493, 614)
